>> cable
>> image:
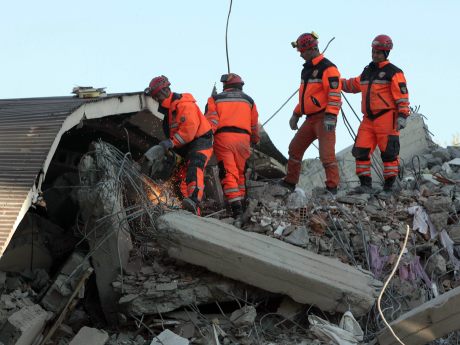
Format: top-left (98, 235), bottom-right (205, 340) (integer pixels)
top-left (261, 89), bottom-right (297, 128)
top-left (321, 37), bottom-right (335, 54)
top-left (341, 92), bottom-right (362, 122)
top-left (261, 36), bottom-right (336, 129)
top-left (377, 224), bottom-right (410, 345)
top-left (225, 0), bottom-right (233, 74)
top-left (340, 108), bottom-right (357, 140)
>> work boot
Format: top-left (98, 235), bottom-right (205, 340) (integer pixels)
top-left (383, 176), bottom-right (397, 192)
top-left (326, 186), bottom-right (338, 195)
top-left (182, 197), bottom-right (200, 215)
top-left (276, 179), bottom-right (296, 193)
top-left (352, 176), bottom-right (373, 194)
top-left (230, 200), bottom-right (244, 228)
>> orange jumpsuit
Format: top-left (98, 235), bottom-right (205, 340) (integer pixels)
top-left (205, 89), bottom-right (259, 203)
top-left (341, 60), bottom-right (410, 181)
top-left (159, 92), bottom-right (213, 204)
top-left (286, 54), bottom-right (342, 188)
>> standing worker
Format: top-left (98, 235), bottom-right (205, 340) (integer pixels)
top-left (205, 73), bottom-right (259, 224)
top-left (341, 35), bottom-right (410, 193)
top-left (279, 32), bottom-right (342, 194)
top-left (144, 75), bottom-right (213, 215)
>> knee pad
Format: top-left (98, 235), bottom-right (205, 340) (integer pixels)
top-left (352, 146), bottom-right (371, 161)
top-left (381, 135), bottom-right (400, 162)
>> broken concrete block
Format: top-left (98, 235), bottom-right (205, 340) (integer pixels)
top-left (69, 326), bottom-right (109, 345)
top-left (0, 304), bottom-right (50, 345)
top-left (284, 226), bottom-right (309, 247)
top-left (448, 224), bottom-right (460, 244)
top-left (447, 146), bottom-right (460, 159)
top-left (423, 196), bottom-right (451, 213)
top-left (425, 254), bottom-right (447, 276)
top-left (41, 252), bottom-right (90, 314)
top-left (150, 329), bottom-right (189, 345)
top-left (230, 305), bottom-right (257, 326)
top-left (432, 147), bottom-right (451, 162)
top-left (378, 286), bottom-right (460, 345)
top-left (336, 194), bottom-right (370, 205)
top-left (156, 212), bottom-right (381, 316)
top-left (276, 296), bottom-right (304, 319)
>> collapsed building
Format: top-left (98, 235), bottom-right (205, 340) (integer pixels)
top-left (0, 92), bottom-right (459, 345)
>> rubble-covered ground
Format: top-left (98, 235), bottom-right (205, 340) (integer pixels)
top-left (1, 143), bottom-right (460, 345)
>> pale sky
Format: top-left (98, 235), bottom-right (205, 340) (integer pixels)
top-left (1, 0), bottom-right (458, 157)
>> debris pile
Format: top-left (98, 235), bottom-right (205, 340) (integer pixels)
top-left (1, 140), bottom-right (460, 345)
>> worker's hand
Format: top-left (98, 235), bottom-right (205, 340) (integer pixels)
top-left (159, 139), bottom-right (173, 151)
top-left (144, 145), bottom-right (166, 163)
top-left (397, 114), bottom-right (407, 131)
top-left (289, 113), bottom-right (300, 130)
top-left (323, 113), bottom-right (337, 132)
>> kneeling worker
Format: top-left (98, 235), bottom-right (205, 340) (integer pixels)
top-left (144, 75), bottom-right (213, 215)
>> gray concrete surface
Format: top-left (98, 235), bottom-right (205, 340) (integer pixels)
top-left (0, 304), bottom-right (50, 345)
top-left (155, 212), bottom-right (382, 316)
top-left (378, 285), bottom-right (460, 345)
top-left (69, 326), bottom-right (109, 345)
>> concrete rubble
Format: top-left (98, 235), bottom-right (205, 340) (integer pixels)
top-left (0, 114), bottom-right (460, 344)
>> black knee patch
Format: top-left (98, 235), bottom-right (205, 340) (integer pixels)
top-left (352, 146), bottom-right (371, 161)
top-left (381, 135), bottom-right (400, 162)
top-left (186, 152), bottom-right (207, 183)
top-left (218, 160), bottom-right (226, 180)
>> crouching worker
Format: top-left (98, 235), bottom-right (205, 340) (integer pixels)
top-left (205, 73), bottom-right (260, 227)
top-left (144, 75), bottom-right (213, 215)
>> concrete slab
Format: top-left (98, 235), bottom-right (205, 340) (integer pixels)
top-left (69, 326), bottom-right (109, 345)
top-left (378, 286), bottom-right (460, 345)
top-left (155, 212), bottom-right (381, 316)
top-left (0, 304), bottom-right (50, 345)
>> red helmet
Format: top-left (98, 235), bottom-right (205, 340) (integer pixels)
top-left (292, 32), bottom-right (319, 53)
top-left (220, 73), bottom-right (244, 87)
top-left (145, 75), bottom-right (171, 96)
top-left (371, 35), bottom-right (393, 51)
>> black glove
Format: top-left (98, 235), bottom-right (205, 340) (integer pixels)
top-left (323, 113), bottom-right (337, 132)
top-left (289, 113), bottom-right (300, 130)
top-left (144, 145), bottom-right (166, 163)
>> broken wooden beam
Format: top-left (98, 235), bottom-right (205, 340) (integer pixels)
top-left (155, 212), bottom-right (381, 316)
top-left (378, 286), bottom-right (460, 345)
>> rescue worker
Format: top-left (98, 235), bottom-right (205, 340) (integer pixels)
top-left (205, 73), bottom-right (259, 224)
top-left (341, 35), bottom-right (410, 193)
top-left (279, 32), bottom-right (342, 194)
top-left (144, 75), bottom-right (213, 215)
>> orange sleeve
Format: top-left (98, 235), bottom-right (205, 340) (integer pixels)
top-left (323, 66), bottom-right (342, 115)
top-left (293, 102), bottom-right (301, 116)
top-left (391, 72), bottom-right (410, 117)
top-left (170, 102), bottom-right (200, 147)
top-left (250, 102), bottom-right (260, 144)
top-left (204, 96), bottom-right (219, 133)
top-left (341, 76), bottom-right (361, 94)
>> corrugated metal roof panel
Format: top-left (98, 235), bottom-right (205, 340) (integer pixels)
top-left (0, 93), bottom-right (149, 258)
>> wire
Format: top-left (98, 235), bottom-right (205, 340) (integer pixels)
top-left (225, 0), bottom-right (233, 74)
top-left (321, 37), bottom-right (335, 54)
top-left (340, 108), bottom-right (357, 140)
top-left (261, 36), bottom-right (336, 129)
top-left (377, 224), bottom-right (410, 345)
top-left (341, 92), bottom-right (362, 122)
top-left (261, 89), bottom-right (297, 127)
